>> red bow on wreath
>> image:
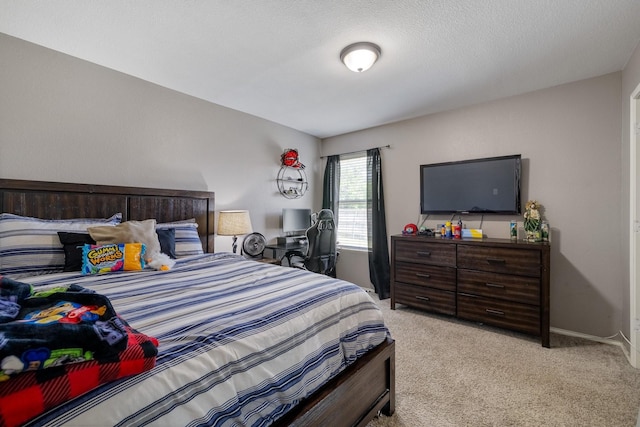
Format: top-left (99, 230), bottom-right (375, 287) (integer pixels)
top-left (281, 149), bottom-right (305, 169)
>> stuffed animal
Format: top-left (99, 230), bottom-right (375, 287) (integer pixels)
top-left (146, 252), bottom-right (176, 271)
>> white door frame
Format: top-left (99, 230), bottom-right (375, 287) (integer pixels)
top-left (630, 82), bottom-right (640, 368)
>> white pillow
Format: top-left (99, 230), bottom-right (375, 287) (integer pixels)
top-left (0, 213), bottom-right (121, 277)
top-left (155, 219), bottom-right (204, 257)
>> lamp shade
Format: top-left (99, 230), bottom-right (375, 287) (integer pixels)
top-left (340, 42), bottom-right (381, 73)
top-left (217, 210), bottom-right (253, 236)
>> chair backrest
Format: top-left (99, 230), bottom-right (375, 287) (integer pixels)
top-left (303, 209), bottom-right (337, 275)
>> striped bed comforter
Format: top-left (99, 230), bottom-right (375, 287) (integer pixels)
top-left (20, 253), bottom-right (389, 427)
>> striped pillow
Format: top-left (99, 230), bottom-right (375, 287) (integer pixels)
top-left (0, 213), bottom-right (122, 277)
top-left (155, 219), bottom-right (204, 257)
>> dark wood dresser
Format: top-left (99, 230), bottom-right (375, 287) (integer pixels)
top-left (391, 234), bottom-right (550, 347)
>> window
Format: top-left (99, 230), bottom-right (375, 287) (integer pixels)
top-left (337, 154), bottom-right (368, 249)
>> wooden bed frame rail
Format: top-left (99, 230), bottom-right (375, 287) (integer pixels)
top-left (276, 337), bottom-right (396, 427)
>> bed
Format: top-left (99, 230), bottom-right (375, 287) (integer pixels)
top-left (0, 179), bottom-right (395, 427)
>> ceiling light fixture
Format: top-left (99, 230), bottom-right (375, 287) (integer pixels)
top-left (340, 42), bottom-right (381, 73)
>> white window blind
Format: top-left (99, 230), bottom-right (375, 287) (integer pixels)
top-left (337, 154), bottom-right (368, 249)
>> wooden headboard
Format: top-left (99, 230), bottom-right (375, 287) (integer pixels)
top-left (0, 179), bottom-right (215, 253)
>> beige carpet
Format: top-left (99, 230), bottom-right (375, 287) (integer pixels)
top-left (367, 299), bottom-right (640, 427)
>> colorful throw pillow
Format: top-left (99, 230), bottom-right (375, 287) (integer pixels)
top-left (88, 219), bottom-right (161, 259)
top-left (0, 213), bottom-right (121, 277)
top-left (81, 243), bottom-right (146, 274)
top-left (156, 219), bottom-right (203, 257)
top-left (60, 232), bottom-right (160, 272)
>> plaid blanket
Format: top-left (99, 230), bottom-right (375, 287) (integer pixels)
top-left (0, 276), bottom-right (158, 427)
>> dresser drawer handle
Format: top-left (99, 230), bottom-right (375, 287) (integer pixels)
top-left (415, 296), bottom-right (431, 302)
top-left (458, 292), bottom-right (478, 298)
top-left (485, 283), bottom-right (505, 289)
top-left (486, 258), bottom-right (506, 264)
top-left (486, 308), bottom-right (505, 316)
top-left (416, 273), bottom-right (431, 279)
top-left (416, 251), bottom-right (431, 257)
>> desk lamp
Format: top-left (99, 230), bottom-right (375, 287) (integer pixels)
top-left (217, 210), bottom-right (253, 253)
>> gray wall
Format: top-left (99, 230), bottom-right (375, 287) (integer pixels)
top-left (323, 72), bottom-right (624, 337)
top-left (0, 33), bottom-right (321, 250)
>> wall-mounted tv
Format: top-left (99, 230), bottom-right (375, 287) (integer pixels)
top-left (420, 154), bottom-right (521, 215)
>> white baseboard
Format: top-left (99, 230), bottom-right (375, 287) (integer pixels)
top-left (550, 327), bottom-right (633, 365)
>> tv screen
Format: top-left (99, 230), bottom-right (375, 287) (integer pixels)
top-left (420, 154), bottom-right (521, 215)
top-left (282, 208), bottom-right (312, 235)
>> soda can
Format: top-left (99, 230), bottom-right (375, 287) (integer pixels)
top-left (510, 220), bottom-right (517, 240)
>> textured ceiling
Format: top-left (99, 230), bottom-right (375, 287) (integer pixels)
top-left (1, 1), bottom-right (640, 138)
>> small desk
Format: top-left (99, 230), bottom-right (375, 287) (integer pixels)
top-left (265, 242), bottom-right (307, 260)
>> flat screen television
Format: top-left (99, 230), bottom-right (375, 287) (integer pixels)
top-left (282, 208), bottom-right (312, 235)
top-left (420, 154), bottom-right (521, 215)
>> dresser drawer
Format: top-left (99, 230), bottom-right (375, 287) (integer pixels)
top-left (395, 262), bottom-right (456, 291)
top-left (394, 283), bottom-right (455, 316)
top-left (457, 293), bottom-right (540, 336)
top-left (457, 245), bottom-right (540, 277)
top-left (457, 269), bottom-right (540, 305)
top-left (394, 240), bottom-right (456, 266)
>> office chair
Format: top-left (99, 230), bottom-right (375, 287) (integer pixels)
top-left (282, 209), bottom-right (337, 277)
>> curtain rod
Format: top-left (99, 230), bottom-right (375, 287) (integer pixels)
top-left (320, 144), bottom-right (390, 159)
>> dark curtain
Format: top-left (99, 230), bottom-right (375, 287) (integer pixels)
top-left (322, 156), bottom-right (340, 220)
top-left (367, 148), bottom-right (391, 299)
top-left (322, 155), bottom-right (340, 277)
